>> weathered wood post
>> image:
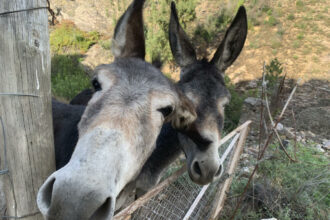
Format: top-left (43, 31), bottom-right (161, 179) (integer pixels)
top-left (0, 0), bottom-right (55, 219)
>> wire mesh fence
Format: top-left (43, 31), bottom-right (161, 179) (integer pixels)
top-left (115, 121), bottom-right (251, 220)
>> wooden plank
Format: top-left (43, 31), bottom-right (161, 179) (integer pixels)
top-left (0, 0), bottom-right (46, 14)
top-left (209, 124), bottom-right (250, 220)
top-left (218, 120), bottom-right (251, 147)
top-left (0, 1), bottom-right (55, 219)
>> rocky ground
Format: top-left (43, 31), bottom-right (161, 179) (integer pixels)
top-left (238, 78), bottom-right (330, 175)
top-left (239, 78), bottom-right (330, 148)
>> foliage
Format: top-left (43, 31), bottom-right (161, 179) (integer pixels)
top-left (224, 76), bottom-right (246, 132)
top-left (194, 10), bottom-right (232, 43)
top-left (287, 13), bottom-right (295, 20)
top-left (220, 143), bottom-right (330, 220)
top-left (264, 15), bottom-right (279, 26)
top-left (50, 21), bottom-right (100, 54)
top-left (99, 39), bottom-right (112, 50)
top-left (49, 22), bottom-right (98, 100)
top-left (257, 143), bottom-right (330, 219)
top-left (145, 0), bottom-right (197, 63)
top-left (51, 55), bottom-right (91, 100)
top-left (296, 0), bottom-right (304, 9)
top-left (264, 58), bottom-right (284, 93)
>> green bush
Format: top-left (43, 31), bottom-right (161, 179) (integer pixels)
top-left (145, 0), bottom-right (197, 63)
top-left (221, 143), bottom-right (329, 220)
top-left (264, 58), bottom-right (283, 91)
top-left (194, 10), bottom-right (232, 43)
top-left (224, 76), bottom-right (246, 132)
top-left (287, 13), bottom-right (295, 20)
top-left (257, 143), bottom-right (330, 219)
top-left (51, 55), bottom-right (91, 100)
top-left (99, 39), bottom-right (112, 50)
top-left (50, 21), bottom-right (100, 54)
top-left (296, 0), bottom-right (304, 9)
top-left (265, 15), bottom-right (279, 26)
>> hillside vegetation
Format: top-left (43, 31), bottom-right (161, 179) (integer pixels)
top-left (49, 0), bottom-right (329, 99)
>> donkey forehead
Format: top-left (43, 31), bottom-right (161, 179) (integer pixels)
top-left (95, 58), bottom-right (175, 93)
top-left (179, 63), bottom-right (230, 106)
top-left (78, 58), bottom-right (179, 135)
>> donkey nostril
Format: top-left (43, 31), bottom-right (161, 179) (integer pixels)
top-left (193, 161), bottom-right (202, 176)
top-left (37, 177), bottom-right (56, 213)
top-left (90, 197), bottom-right (113, 220)
top-left (215, 164), bottom-right (223, 177)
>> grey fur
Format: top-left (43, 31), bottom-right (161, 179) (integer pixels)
top-left (37, 0), bottom-right (196, 219)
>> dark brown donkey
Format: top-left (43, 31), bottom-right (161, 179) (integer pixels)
top-left (36, 0), bottom-right (196, 219)
top-left (134, 2), bottom-right (248, 195)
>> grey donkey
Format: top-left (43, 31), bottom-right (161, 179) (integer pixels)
top-left (37, 0), bottom-right (196, 219)
top-left (66, 2), bottom-right (248, 201)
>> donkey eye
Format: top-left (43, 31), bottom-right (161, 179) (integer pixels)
top-left (92, 79), bottom-right (102, 91)
top-left (158, 106), bottom-right (173, 118)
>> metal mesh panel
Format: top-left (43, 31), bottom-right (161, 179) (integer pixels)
top-left (130, 138), bottom-right (235, 220)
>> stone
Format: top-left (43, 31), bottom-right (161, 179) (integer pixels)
top-left (315, 144), bottom-right (325, 152)
top-left (322, 140), bottom-right (330, 150)
top-left (276, 123), bottom-right (284, 131)
top-left (246, 80), bottom-right (258, 89)
top-left (299, 131), bottom-right (306, 138)
top-left (244, 97), bottom-right (264, 106)
top-left (283, 127), bottom-right (295, 139)
top-left (241, 166), bottom-right (253, 175)
top-left (261, 218), bottom-right (277, 220)
top-left (306, 131), bottom-right (316, 138)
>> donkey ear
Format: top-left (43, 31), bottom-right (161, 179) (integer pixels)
top-left (111, 0), bottom-right (145, 59)
top-left (169, 2), bottom-right (197, 67)
top-left (210, 6), bottom-right (247, 71)
top-left (170, 89), bottom-right (197, 130)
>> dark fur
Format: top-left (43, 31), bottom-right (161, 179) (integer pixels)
top-left (52, 99), bottom-right (85, 169)
top-left (69, 89), bottom-right (93, 105)
top-left (137, 3), bottom-right (247, 190)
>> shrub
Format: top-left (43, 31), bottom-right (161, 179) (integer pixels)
top-left (257, 143), bottom-right (330, 219)
top-left (297, 33), bottom-right (304, 40)
top-left (220, 143), bottom-right (329, 220)
top-left (296, 0), bottom-right (304, 9)
top-left (99, 39), bottom-right (112, 50)
top-left (265, 15), bottom-right (279, 26)
top-left (287, 13), bottom-right (295, 20)
top-left (51, 55), bottom-right (91, 100)
top-left (224, 76), bottom-right (246, 132)
top-left (265, 58), bottom-right (283, 90)
top-left (50, 21), bottom-right (100, 54)
top-left (194, 9), bottom-right (232, 43)
top-left (145, 0), bottom-right (197, 63)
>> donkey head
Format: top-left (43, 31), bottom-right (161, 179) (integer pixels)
top-left (37, 1), bottom-right (196, 219)
top-left (169, 2), bottom-right (247, 185)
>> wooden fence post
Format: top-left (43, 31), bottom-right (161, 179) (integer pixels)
top-left (0, 1), bottom-right (55, 219)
